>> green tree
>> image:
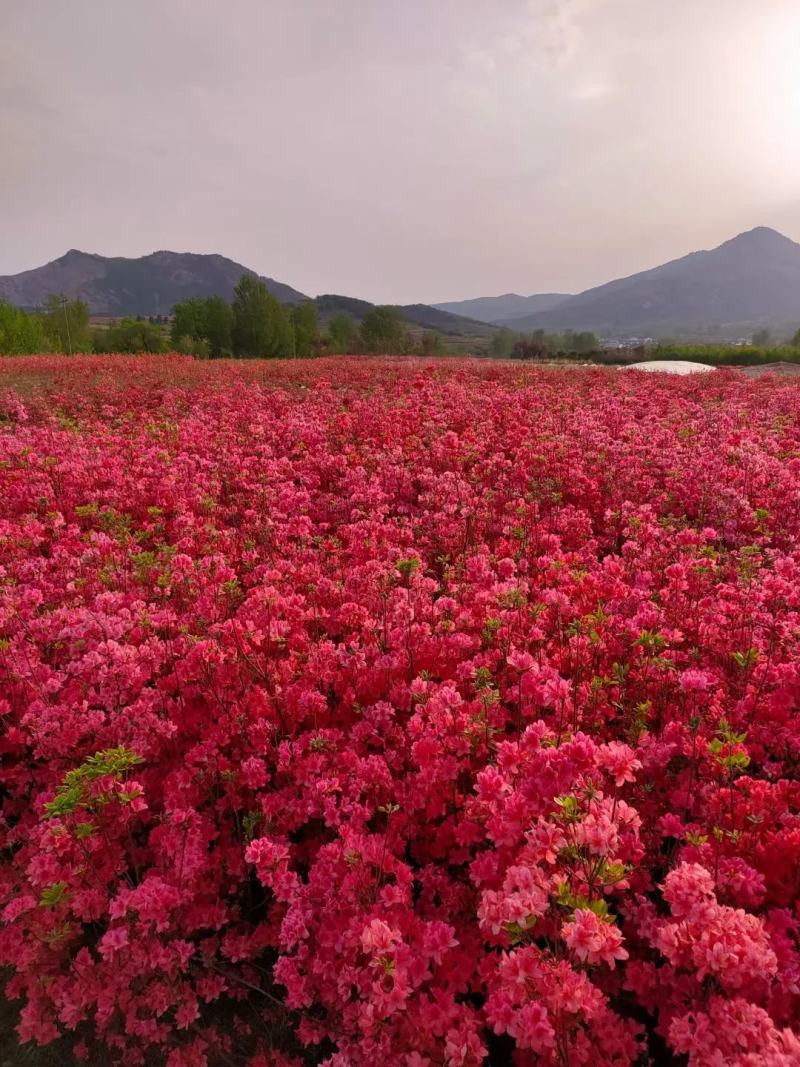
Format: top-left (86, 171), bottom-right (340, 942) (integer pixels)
top-left (100, 317), bottom-right (166, 353)
top-left (327, 314), bottom-right (358, 353)
top-left (205, 296), bottom-right (234, 357)
top-left (360, 306), bottom-right (406, 354)
top-left (510, 337), bottom-right (548, 361)
top-left (752, 327), bottom-right (773, 347)
top-left (419, 331), bottom-right (445, 356)
top-left (791, 327), bottom-right (800, 349)
top-left (171, 297), bottom-right (208, 349)
top-left (569, 331), bottom-right (599, 355)
top-left (42, 295), bottom-right (91, 353)
top-left (0, 300), bottom-right (45, 354)
top-left (232, 275), bottom-right (293, 358)
top-left (291, 302), bottom-right (319, 358)
top-left (489, 327), bottom-right (518, 359)
top-left (171, 296), bottom-right (233, 358)
top-left (173, 335), bottom-right (211, 358)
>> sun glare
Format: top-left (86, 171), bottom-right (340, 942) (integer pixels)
top-left (738, 7), bottom-right (800, 187)
top-left (765, 10), bottom-right (800, 134)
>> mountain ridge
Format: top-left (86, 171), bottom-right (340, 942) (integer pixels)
top-left (3, 227), bottom-right (800, 341)
top-left (496, 227), bottom-right (800, 337)
top-left (0, 249), bottom-right (495, 338)
top-left (432, 292), bottom-right (571, 324)
top-left (313, 294), bottom-right (496, 337)
top-left (0, 249), bottom-right (309, 315)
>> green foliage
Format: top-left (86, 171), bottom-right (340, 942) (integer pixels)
top-left (242, 810), bottom-right (264, 841)
top-left (43, 746), bottom-right (143, 819)
top-left (359, 306), bottom-right (407, 354)
top-left (791, 327), bottom-right (800, 348)
top-left (205, 295), bottom-right (234, 357)
top-left (1, 294), bottom-right (93, 355)
top-left (562, 330), bottom-right (599, 355)
top-left (174, 335), bottom-right (211, 358)
top-left (39, 882), bottom-right (69, 908)
top-left (732, 647), bottom-right (759, 669)
top-left (708, 719), bottom-right (750, 772)
top-left (42, 294), bottom-right (92, 353)
top-left (171, 295), bottom-right (233, 358)
top-left (489, 327), bottom-right (518, 359)
top-left (418, 331), bottom-right (445, 356)
top-left (511, 337), bottom-right (550, 361)
top-left (0, 300), bottom-right (46, 354)
top-left (503, 916), bottom-right (538, 944)
top-left (490, 326), bottom-right (599, 361)
top-left (97, 317), bottom-right (166, 353)
top-left (396, 557), bottom-right (421, 581)
top-left (232, 275), bottom-right (294, 358)
top-left (291, 301), bottom-right (319, 358)
top-left (752, 327), bottom-right (773, 347)
top-left (650, 343), bottom-right (800, 366)
top-left (553, 794), bottom-right (581, 822)
top-left (316, 294), bottom-right (373, 318)
top-left (555, 881), bottom-right (614, 918)
top-left (171, 297), bottom-right (208, 348)
top-left (327, 313), bottom-right (358, 353)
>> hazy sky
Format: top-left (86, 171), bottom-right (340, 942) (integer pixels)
top-left (3, 0), bottom-right (800, 303)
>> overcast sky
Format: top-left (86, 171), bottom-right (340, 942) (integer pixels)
top-left (3, 0), bottom-right (800, 303)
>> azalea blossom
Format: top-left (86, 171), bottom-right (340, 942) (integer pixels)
top-left (1, 356), bottom-right (798, 1066)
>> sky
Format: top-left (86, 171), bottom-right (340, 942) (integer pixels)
top-left (3, 0), bottom-right (800, 303)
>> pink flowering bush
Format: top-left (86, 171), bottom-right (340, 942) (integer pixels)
top-left (1, 355), bottom-right (799, 1065)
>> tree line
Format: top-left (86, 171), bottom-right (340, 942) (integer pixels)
top-left (488, 326), bottom-right (600, 360)
top-left (1, 295), bottom-right (92, 355)
top-left (646, 339), bottom-right (800, 366)
top-left (0, 276), bottom-right (447, 358)
top-left (170, 278), bottom-right (446, 358)
top-left (488, 325), bottom-right (800, 362)
top-left (7, 282), bottom-right (799, 361)
top-left (0, 295), bottom-right (168, 355)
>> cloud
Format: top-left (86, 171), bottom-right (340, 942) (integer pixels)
top-left (569, 81), bottom-right (613, 101)
top-left (1, 0), bottom-right (799, 301)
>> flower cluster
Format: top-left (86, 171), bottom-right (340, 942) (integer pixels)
top-left (1, 355), bottom-right (799, 1065)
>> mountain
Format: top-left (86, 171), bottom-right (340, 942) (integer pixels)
top-left (314, 295), bottom-right (497, 337)
top-left (398, 303), bottom-right (497, 336)
top-left (0, 250), bottom-right (494, 337)
top-left (498, 228), bottom-right (800, 338)
top-left (314, 294), bottom-right (374, 320)
top-left (432, 292), bottom-right (571, 324)
top-left (0, 249), bottom-right (308, 315)
top-left (9, 228), bottom-right (796, 341)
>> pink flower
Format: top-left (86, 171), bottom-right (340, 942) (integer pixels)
top-left (680, 669), bottom-right (713, 693)
top-left (508, 1001), bottom-right (555, 1052)
top-left (98, 925), bottom-right (129, 958)
top-left (3, 356), bottom-right (800, 1066)
top-left (360, 918), bottom-right (399, 957)
top-left (564, 909), bottom-right (629, 969)
top-left (598, 741), bottom-right (642, 786)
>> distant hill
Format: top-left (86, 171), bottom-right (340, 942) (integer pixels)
top-left (0, 251), bottom-right (494, 338)
top-left (498, 228), bottom-right (800, 338)
top-left (398, 303), bottom-right (496, 336)
top-left (314, 294), bottom-right (497, 337)
top-left (314, 294), bottom-right (374, 320)
top-left (0, 249), bottom-right (308, 315)
top-left (7, 228), bottom-right (796, 342)
top-left (432, 292), bottom-right (571, 324)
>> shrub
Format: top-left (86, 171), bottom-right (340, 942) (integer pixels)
top-left (0, 356), bottom-right (799, 1065)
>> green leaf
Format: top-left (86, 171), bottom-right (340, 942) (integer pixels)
top-left (39, 881), bottom-right (69, 908)
top-left (44, 746), bottom-right (143, 819)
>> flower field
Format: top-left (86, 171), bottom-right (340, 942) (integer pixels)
top-left (2, 355), bottom-right (800, 1066)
